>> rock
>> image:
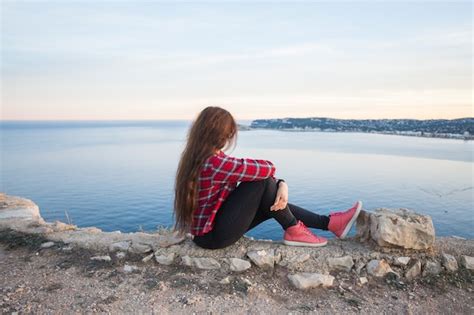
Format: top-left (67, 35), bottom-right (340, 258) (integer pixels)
top-left (61, 245), bottom-right (73, 251)
top-left (247, 249), bottom-right (277, 269)
top-left (123, 264), bottom-right (139, 273)
top-left (354, 209), bottom-right (372, 242)
top-left (129, 242), bottom-right (152, 254)
top-left (460, 255), bottom-right (474, 270)
top-left (193, 257), bottom-right (221, 270)
top-left (109, 241), bottom-right (131, 252)
top-left (366, 259), bottom-right (393, 277)
top-left (394, 257), bottom-right (411, 267)
top-left (116, 252), bottom-right (126, 259)
top-left (142, 253), bottom-right (154, 263)
top-left (181, 255), bottom-right (193, 266)
top-left (277, 253), bottom-right (310, 267)
top-left (0, 193), bottom-right (42, 221)
top-left (181, 256), bottom-right (221, 270)
top-left (155, 252), bottom-right (175, 265)
top-left (423, 260), bottom-right (442, 276)
top-left (219, 276), bottom-right (231, 284)
top-left (355, 261), bottom-right (366, 274)
top-left (91, 255), bottom-right (111, 262)
top-left (229, 258), bottom-right (251, 272)
top-left (356, 209), bottom-right (435, 249)
top-left (156, 231), bottom-right (186, 248)
top-left (242, 277), bottom-right (253, 286)
top-left (274, 249), bottom-right (283, 264)
top-left (287, 273), bottom-right (335, 289)
top-left (405, 260), bottom-right (422, 281)
top-left (441, 253), bottom-right (458, 272)
top-left (327, 256), bottom-right (354, 272)
top-left (359, 277), bottom-right (368, 285)
top-left (40, 241), bottom-right (55, 249)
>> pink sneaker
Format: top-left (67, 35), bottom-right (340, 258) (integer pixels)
top-left (328, 201), bottom-right (363, 239)
top-left (283, 220), bottom-right (328, 247)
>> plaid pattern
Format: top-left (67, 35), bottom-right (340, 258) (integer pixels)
top-left (191, 151), bottom-right (276, 236)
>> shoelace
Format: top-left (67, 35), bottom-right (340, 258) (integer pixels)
top-left (299, 222), bottom-right (317, 238)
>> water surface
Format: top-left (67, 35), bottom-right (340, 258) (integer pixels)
top-left (1, 121), bottom-right (472, 240)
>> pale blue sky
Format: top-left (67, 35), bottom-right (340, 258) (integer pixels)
top-left (1, 1), bottom-right (472, 120)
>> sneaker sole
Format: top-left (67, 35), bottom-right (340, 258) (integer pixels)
top-left (282, 239), bottom-right (328, 247)
top-left (339, 200), bottom-right (362, 239)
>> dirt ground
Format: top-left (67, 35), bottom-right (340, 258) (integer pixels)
top-left (0, 231), bottom-right (473, 314)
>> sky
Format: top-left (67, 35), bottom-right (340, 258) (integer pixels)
top-left (1, 1), bottom-right (472, 121)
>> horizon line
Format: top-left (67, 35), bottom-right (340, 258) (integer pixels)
top-left (1, 116), bottom-right (473, 122)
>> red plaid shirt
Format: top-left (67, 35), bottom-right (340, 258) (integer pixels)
top-left (191, 151), bottom-right (276, 236)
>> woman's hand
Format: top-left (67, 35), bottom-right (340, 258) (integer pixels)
top-left (270, 181), bottom-right (288, 211)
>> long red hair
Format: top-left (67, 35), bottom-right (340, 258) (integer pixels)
top-left (173, 106), bottom-right (237, 235)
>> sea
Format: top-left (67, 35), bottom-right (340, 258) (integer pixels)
top-left (1, 120), bottom-right (473, 240)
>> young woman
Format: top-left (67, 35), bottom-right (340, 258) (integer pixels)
top-left (174, 106), bottom-right (362, 250)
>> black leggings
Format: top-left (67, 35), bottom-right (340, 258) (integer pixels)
top-left (192, 177), bottom-right (330, 250)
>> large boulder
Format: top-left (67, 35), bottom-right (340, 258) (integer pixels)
top-left (356, 209), bottom-right (435, 250)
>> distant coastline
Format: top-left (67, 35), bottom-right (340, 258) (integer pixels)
top-left (247, 117), bottom-right (474, 141)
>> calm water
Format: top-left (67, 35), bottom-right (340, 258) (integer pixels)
top-left (1, 121), bottom-right (473, 240)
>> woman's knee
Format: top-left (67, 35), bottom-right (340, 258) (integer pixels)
top-left (238, 178), bottom-right (270, 188)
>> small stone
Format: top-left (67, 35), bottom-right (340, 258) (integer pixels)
top-left (181, 256), bottom-right (221, 270)
top-left (219, 276), bottom-right (231, 284)
top-left (247, 249), bottom-right (276, 269)
top-left (394, 257), bottom-right (411, 267)
top-left (193, 257), bottom-right (221, 270)
top-left (327, 256), bottom-right (354, 272)
top-left (366, 259), bottom-right (393, 277)
top-left (142, 253), bottom-right (154, 263)
top-left (181, 255), bottom-right (193, 267)
top-left (155, 252), bottom-right (175, 265)
top-left (460, 255), bottom-right (474, 270)
top-left (90, 255), bottom-right (112, 262)
top-left (40, 241), bottom-right (55, 249)
top-left (288, 273), bottom-right (335, 289)
top-left (441, 253), bottom-right (458, 272)
top-left (242, 278), bottom-right (252, 286)
top-left (123, 264), bottom-right (139, 273)
top-left (129, 242), bottom-right (152, 254)
top-left (116, 252), bottom-right (126, 259)
top-left (109, 241), bottom-right (131, 252)
top-left (422, 260), bottom-right (442, 277)
top-left (359, 277), bottom-right (368, 285)
top-left (354, 261), bottom-right (366, 274)
top-left (405, 260), bottom-right (422, 281)
top-left (229, 258), bottom-right (251, 272)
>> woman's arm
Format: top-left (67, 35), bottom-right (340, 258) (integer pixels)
top-left (210, 154), bottom-right (276, 184)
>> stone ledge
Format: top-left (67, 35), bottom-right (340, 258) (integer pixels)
top-left (1, 192), bottom-right (473, 289)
